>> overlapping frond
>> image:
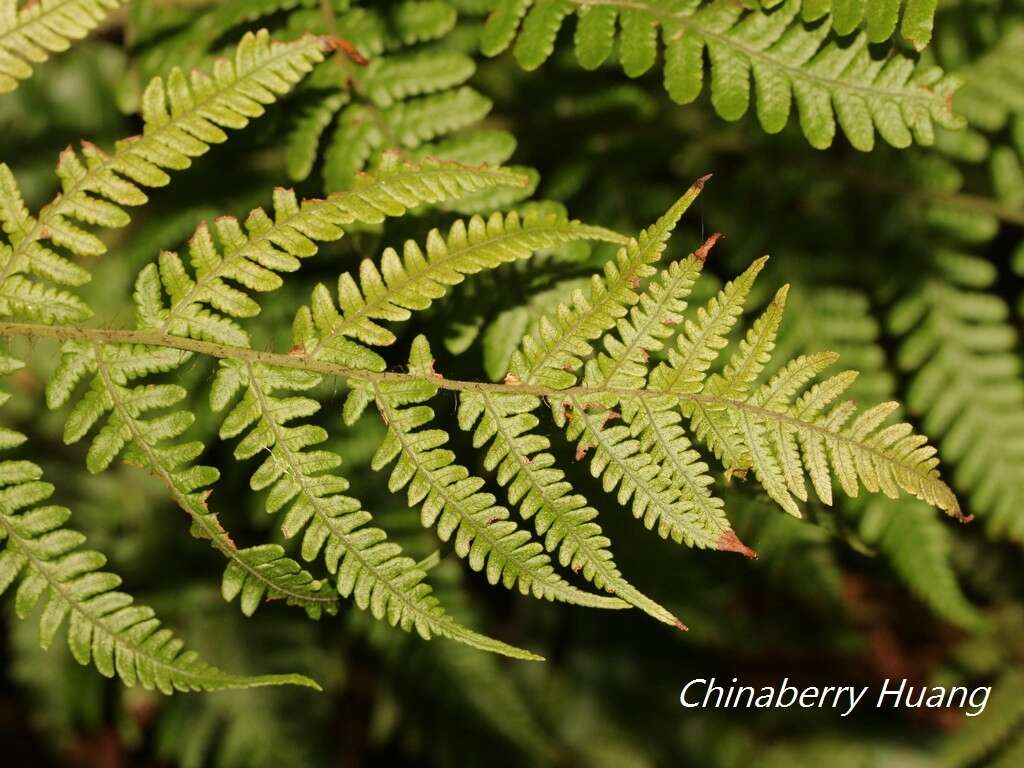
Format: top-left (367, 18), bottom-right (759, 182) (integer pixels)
top-left (211, 358), bottom-right (546, 659)
top-left (34, 159), bottom-right (515, 626)
top-left (43, 339), bottom-right (340, 622)
top-left (135, 154), bottom-right (529, 347)
top-left (288, 206), bottom-right (632, 614)
top-left (99, 159), bottom-right (542, 643)
top-left (0, 29), bottom-right (324, 324)
top-left (0, 354), bottom-right (317, 691)
top-left (458, 179), bottom-right (715, 627)
top-left (0, 0), bottom-right (125, 94)
top-left (482, 0), bottom-right (962, 150)
top-left (629, 253), bottom-right (963, 521)
top-left (270, 0), bottom-right (538, 204)
top-left (344, 337), bottom-right (625, 610)
top-left (566, 256), bottom-right (739, 552)
top-left (448, 183), bottom-right (959, 621)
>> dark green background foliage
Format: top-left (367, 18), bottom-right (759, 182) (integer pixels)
top-left (0, 0), bottom-right (1022, 766)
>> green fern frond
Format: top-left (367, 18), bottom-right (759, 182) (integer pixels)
top-left (136, 155), bottom-right (529, 347)
top-left (141, 0), bottom-right (319, 73)
top-left (891, 251), bottom-right (1024, 541)
top-left (951, 25), bottom-right (1024, 133)
top-left (102, 159), bottom-right (541, 639)
top-left (44, 340), bottom-right (340, 622)
top-left (0, 0), bottom-right (125, 94)
top-left (859, 500), bottom-right (983, 630)
top-left (221, 544), bottom-right (338, 620)
top-left (298, 206), bottom-right (624, 353)
top-left (0, 30), bottom-right (325, 324)
top-left (457, 179), bottom-right (715, 626)
top-left (324, 86), bottom-right (493, 190)
top-left (482, 0), bottom-right (963, 150)
top-left (567, 255), bottom-right (740, 551)
top-left (211, 358), bottom-right (547, 659)
top-left (287, 207), bottom-right (633, 613)
top-left (758, 0), bottom-right (938, 50)
top-left (288, 202), bottom-right (674, 623)
top-left (0, 374), bottom-right (317, 691)
top-left (347, 336), bottom-right (625, 610)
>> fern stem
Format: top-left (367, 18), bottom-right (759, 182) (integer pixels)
top-left (0, 321), bottom-right (968, 519)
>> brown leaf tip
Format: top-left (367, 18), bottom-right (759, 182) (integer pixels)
top-left (673, 618), bottom-right (689, 631)
top-left (694, 232), bottom-right (724, 264)
top-left (718, 529), bottom-right (758, 559)
top-left (694, 173), bottom-right (713, 190)
top-left (322, 37), bottom-right (369, 65)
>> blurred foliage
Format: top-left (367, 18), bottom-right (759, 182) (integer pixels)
top-left (1, 0), bottom-right (1024, 766)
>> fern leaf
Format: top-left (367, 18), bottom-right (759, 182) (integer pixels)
top-left (221, 544), bottom-right (338, 620)
top-left (0, 0), bottom-right (125, 94)
top-left (0, 394), bottom-right (317, 691)
top-left (352, 337), bottom-right (626, 610)
top-left (299, 206), bottom-right (624, 354)
top-left (212, 358), bottom-right (550, 658)
top-left (130, 164), bottom-right (585, 647)
top-left (860, 500), bottom-right (983, 630)
top-left (756, 0), bottom-right (937, 49)
top-left (44, 341), bottom-right (340, 621)
top-left (362, 50), bottom-right (477, 108)
top-left (324, 86), bottom-right (492, 190)
top-left (483, 0), bottom-right (962, 150)
top-left (285, 91), bottom-right (349, 182)
top-left (891, 251), bottom-right (1024, 540)
top-left (0, 30), bottom-right (324, 324)
top-left (568, 254), bottom-right (741, 551)
top-left (139, 155), bottom-right (530, 347)
top-left (458, 180), bottom-right (715, 625)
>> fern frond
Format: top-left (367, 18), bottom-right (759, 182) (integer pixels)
top-left (300, 206), bottom-right (625, 353)
top-left (348, 336), bottom-right (626, 610)
top-left (483, 0), bottom-right (963, 150)
top-left (0, 369), bottom-right (317, 691)
top-left (567, 254), bottom-right (741, 551)
top-left (324, 86), bottom-right (493, 190)
top-left (0, 30), bottom-right (324, 324)
top-left (287, 198), bottom-right (679, 623)
top-left (211, 358), bottom-right (548, 659)
top-left (458, 179), bottom-right (715, 625)
top-left (951, 26), bottom-right (1024, 132)
top-left (276, 1), bottom-right (525, 194)
top-left (891, 251), bottom-right (1024, 540)
top-left (221, 544), bottom-right (338, 620)
top-left (44, 341), bottom-right (340, 621)
top-left (860, 500), bottom-right (983, 630)
top-left (286, 209), bottom-right (632, 612)
top-left (0, 0), bottom-right (125, 94)
top-left (136, 154), bottom-right (530, 347)
top-left (757, 0), bottom-right (937, 50)
top-left (123, 162), bottom-right (587, 650)
top-left (123, 160), bottom-right (550, 643)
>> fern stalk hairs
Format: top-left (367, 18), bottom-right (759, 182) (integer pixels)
top-left (0, 0), bottom-right (1020, 765)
